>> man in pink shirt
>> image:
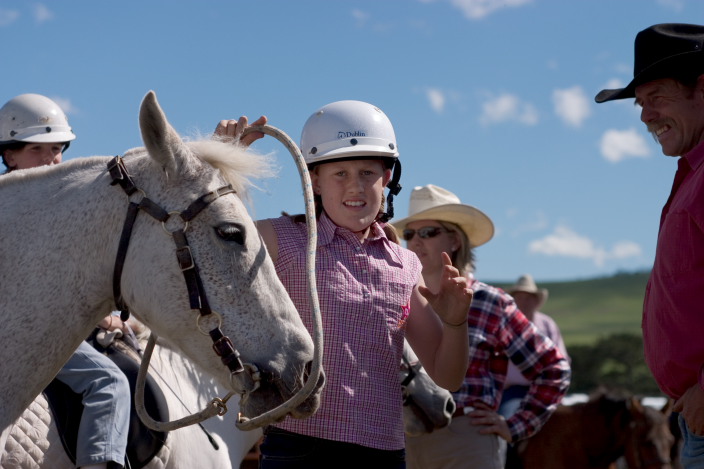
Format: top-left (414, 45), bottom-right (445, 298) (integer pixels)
top-left (596, 23), bottom-right (704, 467)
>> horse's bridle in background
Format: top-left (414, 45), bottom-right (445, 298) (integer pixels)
top-left (400, 353), bottom-right (420, 405)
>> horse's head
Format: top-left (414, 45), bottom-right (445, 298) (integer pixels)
top-left (117, 91), bottom-right (323, 421)
top-left (400, 340), bottom-right (455, 436)
top-left (623, 397), bottom-right (674, 469)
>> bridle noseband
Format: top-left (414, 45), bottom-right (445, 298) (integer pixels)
top-left (107, 155), bottom-right (244, 374)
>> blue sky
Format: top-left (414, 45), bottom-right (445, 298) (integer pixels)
top-left (2, 0), bottom-right (700, 282)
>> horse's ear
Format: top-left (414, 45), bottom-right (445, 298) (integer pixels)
top-left (627, 396), bottom-right (645, 415)
top-left (139, 90), bottom-right (191, 176)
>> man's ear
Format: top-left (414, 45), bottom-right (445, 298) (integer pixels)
top-left (696, 74), bottom-right (704, 99)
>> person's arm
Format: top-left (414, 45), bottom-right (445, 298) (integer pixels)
top-left (255, 218), bottom-right (279, 263)
top-left (406, 252), bottom-right (472, 391)
top-left (503, 306), bottom-right (571, 442)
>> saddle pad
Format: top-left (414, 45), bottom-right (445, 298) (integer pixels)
top-left (2, 394), bottom-right (73, 469)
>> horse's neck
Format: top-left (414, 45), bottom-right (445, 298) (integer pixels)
top-left (1, 157), bottom-right (123, 317)
top-left (0, 156), bottom-right (130, 427)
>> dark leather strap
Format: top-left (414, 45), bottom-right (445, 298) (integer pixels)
top-left (107, 155), bottom-right (244, 375)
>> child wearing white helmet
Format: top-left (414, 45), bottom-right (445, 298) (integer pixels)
top-left (0, 94), bottom-right (130, 469)
top-left (0, 93), bottom-right (76, 171)
top-left (217, 101), bottom-right (472, 467)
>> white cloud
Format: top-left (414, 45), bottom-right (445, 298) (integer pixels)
top-left (657, 0), bottom-right (685, 12)
top-left (444, 0), bottom-right (533, 20)
top-left (351, 8), bottom-right (369, 24)
top-left (426, 88), bottom-right (446, 113)
top-left (0, 9), bottom-right (20, 26)
top-left (529, 225), bottom-right (642, 267)
top-left (50, 97), bottom-right (76, 115)
top-left (599, 128), bottom-right (651, 163)
top-left (602, 78), bottom-right (624, 91)
top-left (553, 86), bottom-right (591, 128)
top-left (479, 93), bottom-right (538, 126)
top-left (34, 4), bottom-right (53, 23)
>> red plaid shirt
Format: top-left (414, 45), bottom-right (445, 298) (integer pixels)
top-left (271, 213), bottom-right (422, 450)
top-left (453, 278), bottom-right (571, 442)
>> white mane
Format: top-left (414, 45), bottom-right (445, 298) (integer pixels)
top-left (122, 137), bottom-right (277, 206)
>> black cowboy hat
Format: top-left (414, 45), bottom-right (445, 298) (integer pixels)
top-left (595, 23), bottom-right (704, 103)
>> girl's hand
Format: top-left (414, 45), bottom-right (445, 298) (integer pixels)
top-left (215, 115), bottom-right (268, 147)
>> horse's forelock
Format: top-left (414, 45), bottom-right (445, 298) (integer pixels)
top-left (187, 139), bottom-right (277, 204)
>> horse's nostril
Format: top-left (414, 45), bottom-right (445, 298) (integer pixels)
top-left (445, 398), bottom-right (456, 415)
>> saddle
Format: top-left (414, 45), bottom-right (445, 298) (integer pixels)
top-left (43, 330), bottom-right (169, 469)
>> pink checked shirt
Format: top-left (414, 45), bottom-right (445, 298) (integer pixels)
top-left (271, 213), bottom-right (422, 450)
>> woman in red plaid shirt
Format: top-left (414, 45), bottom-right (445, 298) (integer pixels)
top-left (393, 184), bottom-right (571, 469)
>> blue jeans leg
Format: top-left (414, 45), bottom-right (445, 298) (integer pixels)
top-left (56, 341), bottom-right (130, 467)
top-left (679, 414), bottom-right (704, 469)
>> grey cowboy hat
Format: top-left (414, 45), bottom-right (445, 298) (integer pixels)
top-left (392, 184), bottom-right (494, 248)
top-left (595, 23), bottom-right (704, 103)
top-left (508, 274), bottom-right (549, 309)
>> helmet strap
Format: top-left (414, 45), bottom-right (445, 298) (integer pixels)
top-left (379, 160), bottom-right (402, 223)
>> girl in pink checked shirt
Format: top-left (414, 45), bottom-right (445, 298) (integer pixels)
top-left (217, 100), bottom-right (472, 468)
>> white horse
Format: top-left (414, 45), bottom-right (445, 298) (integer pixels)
top-left (0, 91), bottom-right (323, 455)
top-left (2, 323), bottom-right (263, 468)
top-left (400, 340), bottom-right (456, 437)
top-left (2, 337), bottom-right (450, 468)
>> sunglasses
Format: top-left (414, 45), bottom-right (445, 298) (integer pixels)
top-left (402, 226), bottom-right (449, 241)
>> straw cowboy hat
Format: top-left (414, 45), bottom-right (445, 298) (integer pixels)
top-left (595, 23), bottom-right (704, 103)
top-left (508, 274), bottom-right (549, 308)
top-left (392, 184), bottom-right (494, 247)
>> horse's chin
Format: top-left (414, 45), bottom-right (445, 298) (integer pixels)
top-left (238, 371), bottom-right (324, 422)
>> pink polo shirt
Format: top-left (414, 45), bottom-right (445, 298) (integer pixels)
top-left (643, 141), bottom-right (704, 399)
top-left (270, 213), bottom-right (422, 450)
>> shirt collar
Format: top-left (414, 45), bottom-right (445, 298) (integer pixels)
top-left (683, 140), bottom-right (704, 172)
top-left (317, 212), bottom-right (386, 246)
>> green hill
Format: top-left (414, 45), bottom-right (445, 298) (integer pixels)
top-left (491, 270), bottom-right (650, 347)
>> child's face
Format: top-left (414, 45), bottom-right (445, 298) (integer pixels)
top-left (4, 142), bottom-right (63, 170)
top-left (312, 159), bottom-right (391, 237)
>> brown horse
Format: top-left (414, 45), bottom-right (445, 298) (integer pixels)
top-left (516, 392), bottom-right (674, 469)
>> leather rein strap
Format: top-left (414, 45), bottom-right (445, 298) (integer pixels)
top-left (107, 155), bottom-right (244, 374)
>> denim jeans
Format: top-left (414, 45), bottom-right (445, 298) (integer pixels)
top-left (679, 414), bottom-right (704, 469)
top-left (260, 427), bottom-right (406, 469)
top-left (56, 341), bottom-right (130, 467)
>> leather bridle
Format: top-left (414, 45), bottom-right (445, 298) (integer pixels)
top-left (107, 155), bottom-right (244, 375)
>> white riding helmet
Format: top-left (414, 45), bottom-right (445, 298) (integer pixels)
top-left (300, 100), bottom-right (403, 222)
top-left (300, 100), bottom-right (399, 166)
top-left (0, 93), bottom-right (76, 145)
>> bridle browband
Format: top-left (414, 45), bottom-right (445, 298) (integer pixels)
top-left (107, 155), bottom-right (244, 374)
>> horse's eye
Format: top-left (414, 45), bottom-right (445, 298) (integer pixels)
top-left (215, 223), bottom-right (245, 245)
